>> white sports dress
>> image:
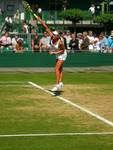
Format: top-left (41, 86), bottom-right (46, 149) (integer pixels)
top-left (50, 39), bottom-right (67, 61)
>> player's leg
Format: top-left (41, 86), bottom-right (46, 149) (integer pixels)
top-left (55, 59), bottom-right (64, 84)
top-left (59, 65), bottom-right (63, 83)
top-left (58, 65), bottom-right (64, 88)
top-left (56, 51), bottom-right (67, 87)
top-left (51, 59), bottom-right (64, 91)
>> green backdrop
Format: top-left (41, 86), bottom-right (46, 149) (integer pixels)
top-left (0, 52), bottom-right (113, 67)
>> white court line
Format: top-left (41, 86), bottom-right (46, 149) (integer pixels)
top-left (28, 81), bottom-right (113, 128)
top-left (0, 132), bottom-right (113, 137)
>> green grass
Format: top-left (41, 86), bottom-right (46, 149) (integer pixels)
top-left (0, 72), bottom-right (113, 84)
top-left (0, 136), bottom-right (113, 150)
top-left (0, 72), bottom-right (113, 150)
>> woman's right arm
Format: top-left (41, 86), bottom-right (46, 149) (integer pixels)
top-left (34, 15), bottom-right (53, 37)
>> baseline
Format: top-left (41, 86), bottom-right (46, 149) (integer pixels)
top-left (0, 132), bottom-right (113, 138)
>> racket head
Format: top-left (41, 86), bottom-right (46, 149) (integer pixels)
top-left (23, 1), bottom-right (33, 13)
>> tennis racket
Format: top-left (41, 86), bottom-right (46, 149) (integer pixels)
top-left (23, 1), bottom-right (42, 22)
top-left (23, 1), bottom-right (52, 37)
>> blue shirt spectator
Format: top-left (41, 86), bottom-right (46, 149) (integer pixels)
top-left (107, 33), bottom-right (113, 48)
top-left (99, 36), bottom-right (108, 50)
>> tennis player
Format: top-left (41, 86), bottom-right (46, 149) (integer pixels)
top-left (49, 30), bottom-right (67, 91)
top-left (36, 17), bottom-right (67, 91)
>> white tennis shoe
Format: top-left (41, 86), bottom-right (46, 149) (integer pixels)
top-left (51, 82), bottom-right (64, 92)
top-left (58, 82), bottom-right (64, 89)
top-left (51, 84), bottom-right (60, 92)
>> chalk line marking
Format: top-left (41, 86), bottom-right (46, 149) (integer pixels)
top-left (0, 132), bottom-right (113, 138)
top-left (28, 81), bottom-right (113, 128)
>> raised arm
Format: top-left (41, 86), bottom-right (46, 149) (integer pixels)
top-left (34, 14), bottom-right (53, 37)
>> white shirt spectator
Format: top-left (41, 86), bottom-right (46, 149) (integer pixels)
top-left (87, 31), bottom-right (95, 51)
top-left (0, 34), bottom-right (12, 45)
top-left (64, 31), bottom-right (72, 50)
top-left (89, 4), bottom-right (95, 15)
top-left (40, 32), bottom-right (51, 51)
top-left (5, 16), bottom-right (13, 24)
top-left (12, 35), bottom-right (18, 50)
top-left (77, 33), bottom-right (83, 50)
top-left (88, 36), bottom-right (95, 51)
top-left (22, 21), bottom-right (29, 33)
top-left (23, 24), bottom-right (29, 33)
top-left (93, 37), bottom-right (100, 52)
top-left (40, 36), bottom-right (50, 47)
top-left (0, 32), bottom-right (12, 50)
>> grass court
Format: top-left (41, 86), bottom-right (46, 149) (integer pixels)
top-left (0, 72), bottom-right (113, 150)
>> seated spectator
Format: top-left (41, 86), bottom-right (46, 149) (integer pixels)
top-left (39, 31), bottom-right (50, 52)
top-left (22, 20), bottom-right (29, 33)
top-left (80, 32), bottom-right (89, 50)
top-left (69, 33), bottom-right (79, 52)
top-left (31, 34), bottom-right (40, 52)
top-left (15, 38), bottom-right (24, 53)
top-left (0, 32), bottom-right (12, 50)
top-left (12, 35), bottom-right (18, 51)
top-left (87, 30), bottom-right (95, 52)
top-left (98, 33), bottom-right (108, 53)
top-left (31, 27), bottom-right (36, 35)
top-left (12, 35), bottom-right (24, 53)
top-left (93, 36), bottom-right (100, 52)
top-left (64, 30), bottom-right (72, 50)
top-left (77, 33), bottom-right (83, 50)
top-left (107, 32), bottom-right (113, 51)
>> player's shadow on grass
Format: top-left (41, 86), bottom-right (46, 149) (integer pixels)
top-left (48, 90), bottom-right (63, 96)
top-left (53, 90), bottom-right (63, 96)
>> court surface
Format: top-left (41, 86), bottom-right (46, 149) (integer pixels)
top-left (0, 72), bottom-right (113, 150)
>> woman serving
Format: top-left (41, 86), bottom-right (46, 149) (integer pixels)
top-left (35, 16), bottom-right (67, 91)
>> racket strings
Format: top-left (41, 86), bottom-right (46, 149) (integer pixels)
top-left (23, 1), bottom-right (33, 13)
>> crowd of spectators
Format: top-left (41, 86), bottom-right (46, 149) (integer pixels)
top-left (63, 30), bottom-right (113, 53)
top-left (31, 29), bottom-right (113, 54)
top-left (0, 32), bottom-right (24, 53)
top-left (0, 8), bottom-right (113, 53)
top-left (1, 30), bottom-right (113, 53)
top-left (0, 7), bottom-right (113, 54)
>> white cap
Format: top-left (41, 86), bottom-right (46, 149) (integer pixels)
top-left (53, 31), bottom-right (58, 35)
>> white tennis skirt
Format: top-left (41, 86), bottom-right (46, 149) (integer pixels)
top-left (56, 50), bottom-right (67, 61)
